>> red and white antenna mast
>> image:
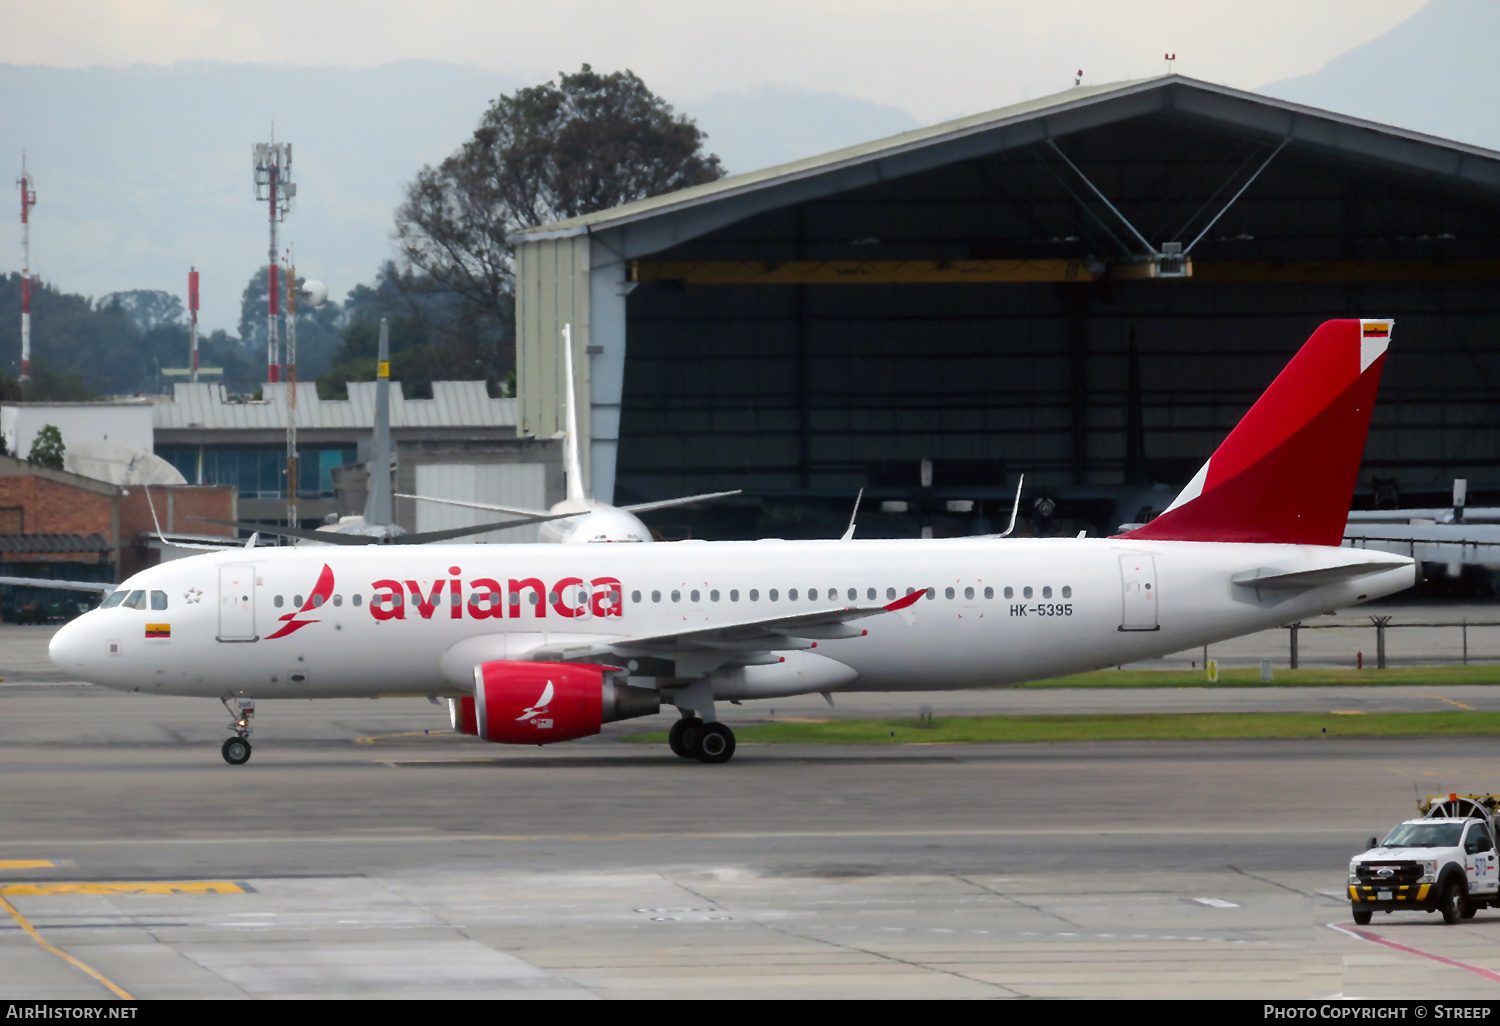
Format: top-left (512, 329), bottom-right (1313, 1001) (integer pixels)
top-left (188, 266), bottom-right (200, 383)
top-left (17, 152), bottom-right (37, 383)
top-left (252, 134), bottom-right (293, 383)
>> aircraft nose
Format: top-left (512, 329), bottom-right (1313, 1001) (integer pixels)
top-left (49, 616), bottom-right (89, 672)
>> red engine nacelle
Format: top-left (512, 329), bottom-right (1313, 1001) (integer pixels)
top-left (448, 661), bottom-right (659, 746)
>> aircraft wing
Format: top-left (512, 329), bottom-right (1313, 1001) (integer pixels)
top-left (0, 576), bottom-right (114, 593)
top-left (394, 493), bottom-right (551, 518)
top-left (530, 589), bottom-right (926, 663)
top-left (618, 490), bottom-right (742, 514)
top-left (1347, 509), bottom-right (1500, 523)
top-left (1344, 523), bottom-right (1500, 569)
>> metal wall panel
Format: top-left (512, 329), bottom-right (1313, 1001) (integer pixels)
top-left (413, 462), bottom-right (549, 544)
top-left (516, 234), bottom-right (592, 489)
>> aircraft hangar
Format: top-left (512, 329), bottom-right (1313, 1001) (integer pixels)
top-left (513, 74), bottom-right (1500, 539)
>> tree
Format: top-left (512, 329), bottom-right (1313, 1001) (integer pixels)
top-left (28, 424), bottom-right (64, 470)
top-left (99, 290), bottom-right (184, 333)
top-left (394, 65), bottom-right (724, 372)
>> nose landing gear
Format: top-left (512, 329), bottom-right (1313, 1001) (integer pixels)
top-left (220, 696), bottom-right (254, 765)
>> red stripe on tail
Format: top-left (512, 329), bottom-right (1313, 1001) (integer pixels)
top-left (1121, 319), bottom-right (1390, 546)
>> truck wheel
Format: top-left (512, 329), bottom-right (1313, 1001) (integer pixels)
top-left (1352, 908), bottom-right (1373, 926)
top-left (1462, 902), bottom-right (1479, 920)
top-left (1441, 880), bottom-right (1469, 925)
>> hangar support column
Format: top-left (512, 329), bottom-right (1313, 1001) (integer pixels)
top-left (587, 239), bottom-right (632, 505)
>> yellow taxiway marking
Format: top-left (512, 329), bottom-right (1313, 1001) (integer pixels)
top-left (354, 730), bottom-right (457, 744)
top-left (0, 860), bottom-right (54, 870)
top-left (1397, 689), bottom-right (1476, 711)
top-left (1329, 710), bottom-right (1366, 716)
top-left (0, 894), bottom-right (133, 1000)
top-left (0, 881), bottom-right (244, 896)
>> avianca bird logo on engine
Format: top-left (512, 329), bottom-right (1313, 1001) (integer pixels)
top-left (266, 563), bottom-right (335, 640)
top-left (516, 680), bottom-right (554, 723)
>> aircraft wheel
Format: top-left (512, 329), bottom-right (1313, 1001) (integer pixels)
top-left (1352, 908), bottom-right (1372, 926)
top-left (668, 718), bottom-right (700, 759)
top-left (694, 723), bottom-right (736, 764)
top-left (221, 737), bottom-right (252, 766)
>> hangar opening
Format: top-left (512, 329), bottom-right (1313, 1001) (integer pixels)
top-left (514, 76), bottom-right (1500, 540)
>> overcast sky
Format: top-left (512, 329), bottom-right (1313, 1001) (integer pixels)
top-left (4, 0), bottom-right (1427, 122)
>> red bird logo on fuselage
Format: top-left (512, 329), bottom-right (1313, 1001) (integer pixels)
top-left (265, 563), bottom-right (334, 640)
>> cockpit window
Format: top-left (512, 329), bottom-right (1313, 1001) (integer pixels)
top-left (101, 591), bottom-right (127, 608)
top-left (150, 590), bottom-right (168, 610)
top-left (123, 590), bottom-right (147, 610)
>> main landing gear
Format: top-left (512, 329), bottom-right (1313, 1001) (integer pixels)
top-left (220, 696), bottom-right (254, 766)
top-left (669, 716), bottom-right (736, 764)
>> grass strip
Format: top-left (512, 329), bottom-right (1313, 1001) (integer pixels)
top-left (1014, 666), bottom-right (1500, 688)
top-left (626, 711), bottom-right (1500, 746)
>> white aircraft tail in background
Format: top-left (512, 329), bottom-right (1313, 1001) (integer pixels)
top-left (400, 323), bottom-right (739, 543)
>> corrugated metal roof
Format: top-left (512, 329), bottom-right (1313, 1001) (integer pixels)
top-left (153, 382), bottom-right (516, 431)
top-left (518, 74), bottom-right (1500, 241)
top-left (0, 533), bottom-right (111, 554)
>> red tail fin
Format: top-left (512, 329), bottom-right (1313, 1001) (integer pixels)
top-left (1121, 319), bottom-right (1390, 546)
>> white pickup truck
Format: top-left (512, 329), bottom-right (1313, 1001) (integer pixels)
top-left (1349, 794), bottom-right (1500, 925)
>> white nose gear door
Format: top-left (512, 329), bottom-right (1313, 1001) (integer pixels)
top-left (218, 564), bottom-right (258, 642)
top-left (1118, 554), bottom-right (1159, 632)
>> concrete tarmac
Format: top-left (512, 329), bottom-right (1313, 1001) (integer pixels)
top-left (8, 620), bottom-right (1500, 999)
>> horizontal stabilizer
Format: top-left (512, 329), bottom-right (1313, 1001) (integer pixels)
top-left (1231, 561), bottom-right (1408, 590)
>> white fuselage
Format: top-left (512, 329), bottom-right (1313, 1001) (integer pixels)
top-left (50, 537), bottom-right (1414, 701)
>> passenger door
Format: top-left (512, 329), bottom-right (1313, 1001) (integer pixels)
top-left (217, 564), bottom-right (258, 642)
top-left (1118, 554), bottom-right (1159, 632)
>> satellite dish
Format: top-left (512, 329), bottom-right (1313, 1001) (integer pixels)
top-left (299, 279), bottom-right (329, 308)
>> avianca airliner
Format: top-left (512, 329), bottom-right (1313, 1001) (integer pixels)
top-left (47, 320), bottom-right (1414, 765)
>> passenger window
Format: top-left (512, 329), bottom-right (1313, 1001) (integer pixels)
top-left (925, 588), bottom-right (935, 600)
top-left (1062, 586), bottom-right (1072, 598)
top-left (333, 594), bottom-right (342, 607)
top-left (1042, 586), bottom-right (1053, 599)
top-left (124, 590), bottom-right (146, 609)
top-left (789, 589), bottom-right (798, 601)
top-left (315, 594), bottom-right (327, 607)
top-left (964, 587), bottom-right (974, 600)
top-left (710, 590), bottom-right (720, 602)
top-left (1004, 587), bottom-right (1014, 599)
top-left (849, 588), bottom-right (858, 601)
top-left (294, 595), bottom-right (304, 607)
top-left (808, 589), bottom-right (818, 601)
top-left (548, 591), bottom-right (560, 604)
top-left (632, 590), bottom-right (642, 603)
top-left (769, 589), bottom-right (779, 602)
top-left (527, 592), bottom-right (538, 605)
top-left (884, 588), bottom-right (894, 600)
top-left (274, 594), bottom-right (283, 608)
top-left (690, 590), bottom-right (700, 603)
top-left (1023, 586), bottom-right (1033, 599)
top-left (672, 590), bottom-right (681, 602)
top-left (352, 594), bottom-right (363, 607)
top-left (866, 588), bottom-right (875, 601)
top-left (730, 590), bottom-right (739, 602)
top-left (102, 591), bottom-right (127, 608)
top-left (749, 589), bottom-right (759, 601)
top-left (150, 590), bottom-right (168, 610)
top-left (652, 590), bottom-right (661, 603)
top-left (945, 587), bottom-right (955, 599)
top-left (984, 586), bottom-right (993, 600)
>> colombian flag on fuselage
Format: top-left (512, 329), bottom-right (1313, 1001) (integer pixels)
top-left (145, 623), bottom-right (170, 639)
